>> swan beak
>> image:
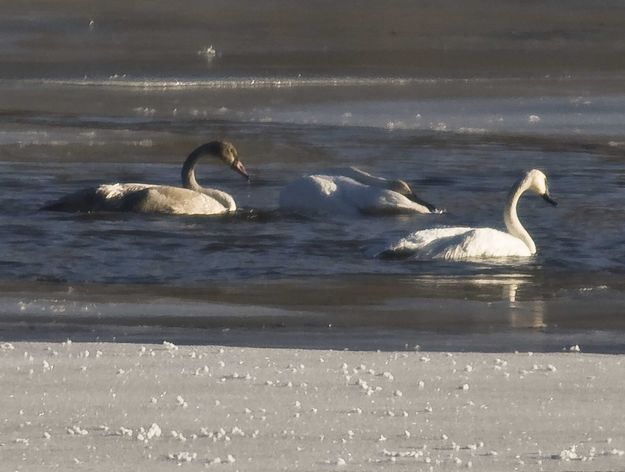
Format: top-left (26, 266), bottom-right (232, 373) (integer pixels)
top-left (542, 193), bottom-right (558, 206)
top-left (233, 160), bottom-right (250, 181)
top-left (408, 193), bottom-right (439, 213)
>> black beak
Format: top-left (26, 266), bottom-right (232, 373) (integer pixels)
top-left (542, 193), bottom-right (558, 206)
top-left (408, 193), bottom-right (439, 213)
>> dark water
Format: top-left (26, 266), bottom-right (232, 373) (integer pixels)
top-left (1, 0), bottom-right (625, 350)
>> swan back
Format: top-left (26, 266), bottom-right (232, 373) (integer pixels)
top-left (279, 167), bottom-right (437, 215)
top-left (333, 167), bottom-right (409, 193)
top-left (121, 186), bottom-right (235, 214)
top-left (279, 174), bottom-right (434, 215)
top-left (381, 227), bottom-right (533, 260)
top-left (331, 167), bottom-right (429, 203)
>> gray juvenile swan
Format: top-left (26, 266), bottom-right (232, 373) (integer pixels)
top-left (42, 141), bottom-right (249, 215)
top-left (378, 169), bottom-right (557, 260)
top-left (279, 167), bottom-right (439, 215)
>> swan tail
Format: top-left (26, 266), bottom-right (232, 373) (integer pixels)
top-left (40, 188), bottom-right (100, 212)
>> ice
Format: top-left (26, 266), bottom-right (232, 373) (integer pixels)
top-left (2, 343), bottom-right (625, 471)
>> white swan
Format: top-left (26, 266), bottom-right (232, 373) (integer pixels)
top-left (279, 167), bottom-right (438, 215)
top-left (378, 169), bottom-right (557, 260)
top-left (42, 141), bottom-right (249, 215)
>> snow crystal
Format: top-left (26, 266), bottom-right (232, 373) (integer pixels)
top-left (66, 425), bottom-right (88, 436)
top-left (553, 445), bottom-right (579, 461)
top-left (163, 341), bottom-right (178, 352)
top-left (146, 423), bottom-right (161, 440)
top-left (604, 449), bottom-right (625, 456)
top-left (167, 452), bottom-right (196, 463)
top-left (118, 427), bottom-right (133, 437)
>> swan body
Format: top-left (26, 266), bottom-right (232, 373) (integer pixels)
top-left (279, 167), bottom-right (438, 215)
top-left (42, 141), bottom-right (248, 215)
top-left (379, 169), bottom-right (557, 260)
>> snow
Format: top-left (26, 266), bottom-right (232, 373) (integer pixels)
top-left (1, 342), bottom-right (625, 471)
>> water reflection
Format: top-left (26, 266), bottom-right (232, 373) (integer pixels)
top-left (469, 276), bottom-right (546, 328)
top-left (468, 275), bottom-right (529, 303)
top-left (509, 300), bottom-right (546, 329)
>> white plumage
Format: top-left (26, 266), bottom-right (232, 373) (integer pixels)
top-left (379, 169), bottom-right (557, 260)
top-left (279, 167), bottom-right (438, 216)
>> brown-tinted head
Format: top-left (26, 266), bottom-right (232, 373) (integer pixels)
top-left (208, 140), bottom-right (249, 180)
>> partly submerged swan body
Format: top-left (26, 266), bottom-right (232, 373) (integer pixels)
top-left (42, 141), bottom-right (249, 215)
top-left (279, 167), bottom-right (438, 216)
top-left (379, 169), bottom-right (557, 260)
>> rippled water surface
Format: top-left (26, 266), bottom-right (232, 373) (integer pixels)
top-left (1, 0), bottom-right (625, 349)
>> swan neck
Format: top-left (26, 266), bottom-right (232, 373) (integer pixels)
top-left (342, 167), bottom-right (388, 188)
top-left (181, 143), bottom-right (218, 191)
top-left (504, 177), bottom-right (536, 254)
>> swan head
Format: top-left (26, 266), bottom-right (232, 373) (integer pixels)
top-left (525, 169), bottom-right (557, 206)
top-left (388, 179), bottom-right (439, 213)
top-left (213, 141), bottom-right (249, 181)
top-left (387, 179), bottom-right (413, 196)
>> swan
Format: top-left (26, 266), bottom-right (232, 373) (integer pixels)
top-left (378, 169), bottom-right (557, 260)
top-left (41, 141), bottom-right (249, 215)
top-left (279, 167), bottom-right (439, 215)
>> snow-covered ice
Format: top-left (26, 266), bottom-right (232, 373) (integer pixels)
top-left (1, 342), bottom-right (624, 471)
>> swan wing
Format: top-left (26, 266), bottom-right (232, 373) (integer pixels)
top-left (381, 227), bottom-right (532, 260)
top-left (43, 183), bottom-right (234, 215)
top-left (279, 174), bottom-right (430, 215)
top-left (453, 228), bottom-right (533, 259)
top-left (120, 186), bottom-right (234, 215)
top-left (279, 175), bottom-right (357, 215)
top-left (381, 227), bottom-right (473, 258)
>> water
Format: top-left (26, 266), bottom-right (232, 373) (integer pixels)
top-left (1, 0), bottom-right (625, 351)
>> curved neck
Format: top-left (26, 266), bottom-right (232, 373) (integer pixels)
top-left (503, 176), bottom-right (536, 254)
top-left (181, 142), bottom-right (221, 191)
top-left (341, 167), bottom-right (390, 188)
